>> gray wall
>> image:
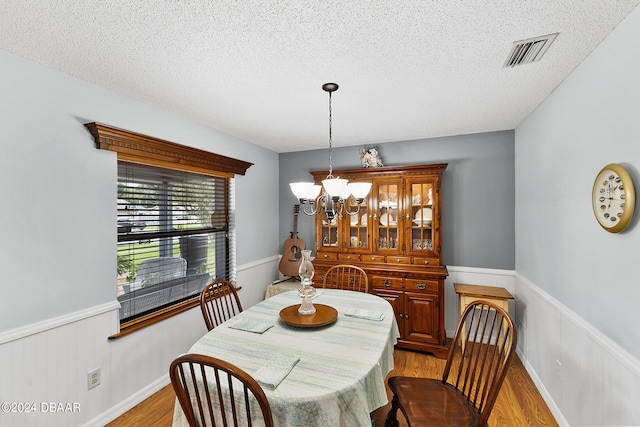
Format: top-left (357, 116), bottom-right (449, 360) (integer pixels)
top-left (515, 4), bottom-right (640, 360)
top-left (279, 130), bottom-right (515, 270)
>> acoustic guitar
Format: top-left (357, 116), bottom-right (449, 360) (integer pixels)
top-left (279, 204), bottom-right (305, 277)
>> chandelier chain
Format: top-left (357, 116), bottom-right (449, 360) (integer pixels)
top-left (328, 90), bottom-right (333, 177)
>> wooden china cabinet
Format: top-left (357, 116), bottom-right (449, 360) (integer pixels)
top-left (311, 163), bottom-right (449, 358)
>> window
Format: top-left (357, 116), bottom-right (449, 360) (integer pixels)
top-left (85, 122), bottom-right (252, 335)
top-left (117, 162), bottom-right (231, 323)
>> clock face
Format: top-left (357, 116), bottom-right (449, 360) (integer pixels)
top-left (592, 164), bottom-right (635, 233)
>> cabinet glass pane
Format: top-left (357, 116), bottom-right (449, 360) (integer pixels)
top-left (410, 182), bottom-right (433, 252)
top-left (345, 195), bottom-right (369, 249)
top-left (378, 184), bottom-right (399, 250)
top-left (319, 208), bottom-right (339, 248)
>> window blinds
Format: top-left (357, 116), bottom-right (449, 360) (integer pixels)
top-left (116, 161), bottom-right (230, 322)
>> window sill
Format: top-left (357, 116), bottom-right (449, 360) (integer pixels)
top-left (108, 297), bottom-right (200, 340)
top-left (108, 286), bottom-right (242, 340)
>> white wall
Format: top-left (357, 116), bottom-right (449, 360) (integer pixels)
top-left (515, 5), bottom-right (640, 426)
top-left (0, 50), bottom-right (280, 426)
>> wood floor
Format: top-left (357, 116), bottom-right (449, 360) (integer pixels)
top-left (106, 348), bottom-right (558, 427)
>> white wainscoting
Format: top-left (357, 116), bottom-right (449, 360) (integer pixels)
top-left (516, 273), bottom-right (640, 427)
top-left (444, 265), bottom-right (516, 337)
top-left (447, 266), bottom-right (640, 426)
top-left (0, 256), bottom-right (280, 427)
top-left (4, 262), bottom-right (636, 426)
top-left (0, 304), bottom-right (120, 427)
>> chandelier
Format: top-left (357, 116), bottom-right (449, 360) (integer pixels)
top-left (289, 83), bottom-right (372, 221)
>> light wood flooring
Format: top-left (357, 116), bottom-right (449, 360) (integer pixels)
top-left (106, 348), bottom-right (557, 427)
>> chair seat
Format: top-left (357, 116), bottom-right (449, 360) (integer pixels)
top-left (387, 376), bottom-right (479, 427)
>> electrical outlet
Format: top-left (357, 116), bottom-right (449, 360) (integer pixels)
top-left (88, 368), bottom-right (101, 390)
top-left (555, 359), bottom-right (562, 380)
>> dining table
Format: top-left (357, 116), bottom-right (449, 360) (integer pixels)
top-left (172, 288), bottom-right (400, 427)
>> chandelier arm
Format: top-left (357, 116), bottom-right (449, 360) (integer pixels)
top-left (299, 200), bottom-right (320, 216)
top-left (340, 201), bottom-right (362, 216)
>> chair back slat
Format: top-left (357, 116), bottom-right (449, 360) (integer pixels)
top-left (200, 280), bottom-right (243, 331)
top-left (442, 300), bottom-right (516, 427)
top-left (170, 353), bottom-right (274, 427)
top-left (322, 264), bottom-right (368, 293)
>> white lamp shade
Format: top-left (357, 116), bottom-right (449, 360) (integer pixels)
top-left (307, 185), bottom-right (322, 199)
top-left (339, 187), bottom-right (352, 200)
top-left (348, 182), bottom-right (372, 199)
top-left (290, 182), bottom-right (314, 199)
top-left (322, 177), bottom-right (349, 197)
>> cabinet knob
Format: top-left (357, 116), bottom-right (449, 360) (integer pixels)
top-left (405, 214), bottom-right (411, 220)
top-left (346, 255), bottom-right (352, 259)
top-left (415, 283), bottom-right (427, 290)
top-left (396, 258), bottom-right (402, 263)
top-left (423, 260), bottom-right (429, 265)
top-left (323, 254), bottom-right (329, 258)
top-left (382, 280), bottom-right (392, 287)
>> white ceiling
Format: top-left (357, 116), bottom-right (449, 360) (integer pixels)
top-left (2, 1), bottom-right (639, 153)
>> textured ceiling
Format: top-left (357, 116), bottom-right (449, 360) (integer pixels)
top-left (1, 1), bottom-right (639, 153)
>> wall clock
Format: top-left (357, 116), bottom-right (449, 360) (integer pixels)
top-left (592, 163), bottom-right (635, 233)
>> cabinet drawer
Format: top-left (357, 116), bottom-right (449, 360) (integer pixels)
top-left (386, 256), bottom-right (412, 264)
top-left (362, 254), bottom-right (385, 263)
top-left (338, 253), bottom-right (360, 262)
top-left (316, 252), bottom-right (337, 261)
top-left (412, 257), bottom-right (438, 266)
top-left (405, 278), bottom-right (439, 293)
top-left (371, 276), bottom-right (403, 290)
top-left (315, 268), bottom-right (328, 283)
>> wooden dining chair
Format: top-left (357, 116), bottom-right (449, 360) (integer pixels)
top-left (170, 353), bottom-right (274, 427)
top-left (321, 264), bottom-right (369, 293)
top-left (200, 280), bottom-right (243, 331)
top-left (385, 300), bottom-right (517, 427)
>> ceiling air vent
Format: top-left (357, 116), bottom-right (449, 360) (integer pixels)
top-left (504, 33), bottom-right (559, 67)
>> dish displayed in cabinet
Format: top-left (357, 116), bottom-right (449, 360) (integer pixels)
top-left (350, 213), bottom-right (369, 226)
top-left (413, 207), bottom-right (432, 226)
top-left (380, 213), bottom-right (397, 226)
top-left (379, 201), bottom-right (397, 208)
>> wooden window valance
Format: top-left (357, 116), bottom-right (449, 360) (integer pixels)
top-left (85, 122), bottom-right (253, 176)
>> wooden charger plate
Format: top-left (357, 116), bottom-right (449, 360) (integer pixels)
top-left (279, 304), bottom-right (338, 328)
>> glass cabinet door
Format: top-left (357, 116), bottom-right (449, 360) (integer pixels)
top-left (317, 205), bottom-right (340, 250)
top-left (375, 181), bottom-right (401, 253)
top-left (407, 180), bottom-right (435, 254)
top-left (344, 194), bottom-right (370, 250)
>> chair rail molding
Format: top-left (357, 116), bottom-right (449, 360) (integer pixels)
top-left (0, 301), bottom-right (120, 345)
top-left (515, 272), bottom-right (640, 426)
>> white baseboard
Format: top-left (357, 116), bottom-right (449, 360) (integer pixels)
top-left (83, 374), bottom-right (171, 427)
top-left (516, 347), bottom-right (569, 427)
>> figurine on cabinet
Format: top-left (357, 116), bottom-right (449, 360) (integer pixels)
top-left (361, 148), bottom-right (383, 168)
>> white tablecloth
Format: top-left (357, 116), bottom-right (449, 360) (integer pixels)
top-left (264, 279), bottom-right (300, 299)
top-left (172, 289), bottom-right (400, 427)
